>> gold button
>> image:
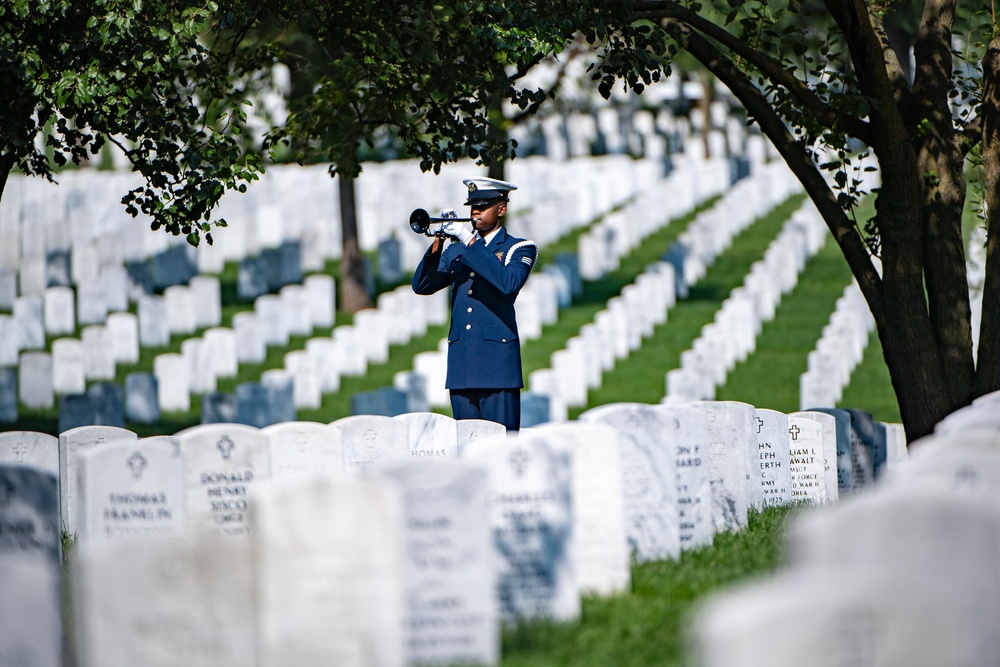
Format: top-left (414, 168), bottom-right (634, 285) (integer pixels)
top-left (502, 338), bottom-right (507, 342)
top-left (465, 324), bottom-right (472, 330)
top-left (467, 307), bottom-right (472, 313)
top-left (467, 289), bottom-right (473, 295)
top-left (470, 272), bottom-right (476, 277)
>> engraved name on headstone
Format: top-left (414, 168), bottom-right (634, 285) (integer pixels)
top-left (754, 409), bottom-right (792, 509)
top-left (59, 426), bottom-right (138, 535)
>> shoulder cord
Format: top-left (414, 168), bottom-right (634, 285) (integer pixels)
top-left (504, 240), bottom-right (538, 266)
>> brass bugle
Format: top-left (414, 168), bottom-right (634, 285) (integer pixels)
top-left (409, 208), bottom-right (474, 236)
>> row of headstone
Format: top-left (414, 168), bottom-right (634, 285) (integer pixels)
top-left (690, 411), bottom-right (1000, 667)
top-left (666, 199), bottom-right (827, 401)
top-left (0, 393), bottom-right (899, 667)
top-left (799, 280), bottom-right (876, 410)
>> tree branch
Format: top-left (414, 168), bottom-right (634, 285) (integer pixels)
top-left (631, 0), bottom-right (873, 143)
top-left (661, 17), bottom-right (883, 310)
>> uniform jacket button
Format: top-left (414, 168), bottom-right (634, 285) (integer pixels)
top-left (465, 324), bottom-right (472, 330)
top-left (467, 307), bottom-right (472, 313)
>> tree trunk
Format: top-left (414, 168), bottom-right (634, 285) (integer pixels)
top-left (699, 69), bottom-right (713, 158)
top-left (338, 173), bottom-right (372, 313)
top-left (974, 35), bottom-right (1000, 397)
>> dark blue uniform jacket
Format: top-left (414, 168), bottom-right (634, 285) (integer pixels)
top-left (412, 226), bottom-right (537, 389)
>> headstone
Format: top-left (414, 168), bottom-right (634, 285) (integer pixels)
top-left (78, 436), bottom-right (186, 541)
top-left (237, 255), bottom-right (268, 300)
top-left (377, 236), bottom-right (403, 283)
top-left (655, 404), bottom-right (712, 550)
top-left (580, 403), bottom-right (681, 562)
top-left (164, 285), bottom-right (196, 335)
top-left (99, 265), bottom-right (130, 313)
top-left (0, 367), bottom-right (15, 423)
top-left (262, 369), bottom-right (296, 424)
top-left (392, 371), bottom-right (427, 413)
top-left (106, 312), bottom-right (140, 364)
top-left (59, 426), bottom-right (138, 535)
top-left (519, 391), bottom-right (551, 428)
top-left (350, 387), bottom-right (409, 417)
top-left (0, 271), bottom-right (14, 310)
top-left (203, 328), bottom-right (238, 379)
top-left (44, 286), bottom-right (76, 335)
top-left (753, 409), bottom-right (792, 509)
top-left (0, 315), bottom-right (18, 367)
top-left (189, 275), bottom-right (222, 329)
top-left (690, 401), bottom-right (752, 533)
top-left (788, 410), bottom-right (839, 503)
top-left (0, 431), bottom-right (59, 476)
top-left (233, 312), bottom-right (266, 364)
top-left (88, 381), bottom-right (126, 427)
top-left (284, 350), bottom-right (321, 409)
top-left (82, 324), bottom-right (115, 381)
top-left (76, 280), bottom-right (109, 326)
top-left (153, 353), bottom-right (190, 413)
top-left (125, 260), bottom-right (153, 301)
top-left (0, 465), bottom-right (62, 667)
top-left (59, 393), bottom-right (98, 433)
top-left (465, 431), bottom-right (579, 623)
top-left (250, 475), bottom-right (405, 667)
top-left (846, 407), bottom-right (886, 483)
top-left (332, 415), bottom-right (409, 478)
top-left (278, 240), bottom-right (303, 286)
top-left (138, 294), bottom-right (170, 347)
top-left (264, 421), bottom-right (345, 479)
top-left (150, 243), bottom-right (197, 289)
top-left (19, 352), bottom-right (54, 410)
top-left (235, 382), bottom-right (271, 428)
top-left (72, 530), bottom-right (257, 667)
top-left (535, 422), bottom-right (631, 595)
top-left (175, 423), bottom-right (271, 537)
top-left (201, 392), bottom-right (238, 424)
top-left (52, 337), bottom-right (86, 395)
top-left (394, 412), bottom-right (458, 459)
top-left (125, 372), bottom-right (160, 424)
top-left (380, 459), bottom-right (498, 666)
top-left (14, 296), bottom-right (45, 350)
top-left (784, 415), bottom-right (827, 504)
top-left (808, 407), bottom-right (854, 495)
top-left (304, 274), bottom-right (335, 329)
top-left (456, 418), bottom-right (507, 456)
top-left (280, 285), bottom-right (312, 336)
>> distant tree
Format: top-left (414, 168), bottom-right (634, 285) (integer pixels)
top-left (0, 0), bottom-right (268, 244)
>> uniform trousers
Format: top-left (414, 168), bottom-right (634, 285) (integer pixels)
top-left (450, 388), bottom-right (520, 432)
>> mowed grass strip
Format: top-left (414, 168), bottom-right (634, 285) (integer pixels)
top-left (500, 505), bottom-right (802, 667)
top-left (715, 227), bottom-right (855, 413)
top-left (571, 193), bottom-right (807, 417)
top-left (838, 328), bottom-right (900, 423)
top-left (520, 197), bottom-right (719, 376)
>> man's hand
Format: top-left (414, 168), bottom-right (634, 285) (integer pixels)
top-left (441, 220), bottom-right (473, 245)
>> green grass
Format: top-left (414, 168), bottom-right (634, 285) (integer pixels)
top-left (570, 194), bottom-right (808, 416)
top-left (716, 226), bottom-right (856, 413)
top-left (838, 328), bottom-right (900, 423)
top-left (500, 505), bottom-right (802, 667)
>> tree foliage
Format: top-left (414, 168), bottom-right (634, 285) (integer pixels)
top-left (0, 0), bottom-right (268, 245)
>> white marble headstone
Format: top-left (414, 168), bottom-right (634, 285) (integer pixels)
top-left (456, 418), bottom-right (507, 455)
top-left (0, 466), bottom-right (62, 667)
top-left (535, 421), bottom-right (631, 596)
top-left (332, 415), bottom-right (409, 478)
top-left (78, 436), bottom-right (186, 542)
top-left (788, 410), bottom-right (838, 503)
top-left (175, 424), bottom-right (271, 537)
top-left (73, 530), bottom-right (258, 667)
top-left (393, 412), bottom-right (458, 459)
top-left (379, 459), bottom-right (498, 666)
top-left (753, 408), bottom-right (792, 509)
top-left (0, 431), bottom-right (59, 476)
top-left (580, 403), bottom-right (681, 562)
top-left (657, 404), bottom-right (712, 550)
top-left (52, 337), bottom-right (86, 395)
top-left (59, 425), bottom-right (138, 536)
top-left (250, 475), bottom-right (405, 667)
top-left (264, 421), bottom-right (344, 479)
top-left (691, 401), bottom-right (752, 533)
top-left (465, 432), bottom-right (579, 624)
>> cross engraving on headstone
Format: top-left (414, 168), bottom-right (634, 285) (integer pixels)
top-left (789, 425), bottom-right (800, 441)
top-left (704, 412), bottom-right (718, 431)
top-left (127, 452), bottom-right (148, 480)
top-left (956, 465), bottom-right (979, 491)
top-left (11, 441), bottom-right (27, 463)
top-left (755, 416), bottom-right (764, 433)
top-left (363, 429), bottom-right (378, 449)
top-left (96, 437), bottom-right (106, 445)
top-left (294, 432), bottom-right (310, 453)
top-left (508, 449), bottom-right (531, 477)
top-left (217, 435), bottom-right (236, 460)
top-left (0, 478), bottom-right (13, 507)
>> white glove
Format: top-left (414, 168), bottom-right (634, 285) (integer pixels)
top-left (440, 220), bottom-right (473, 245)
top-left (438, 208), bottom-right (458, 220)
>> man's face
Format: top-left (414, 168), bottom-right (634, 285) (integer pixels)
top-left (470, 200), bottom-right (506, 237)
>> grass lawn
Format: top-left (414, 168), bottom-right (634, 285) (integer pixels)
top-left (500, 505), bottom-right (803, 667)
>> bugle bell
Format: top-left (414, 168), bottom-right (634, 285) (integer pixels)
top-left (409, 208), bottom-right (474, 237)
